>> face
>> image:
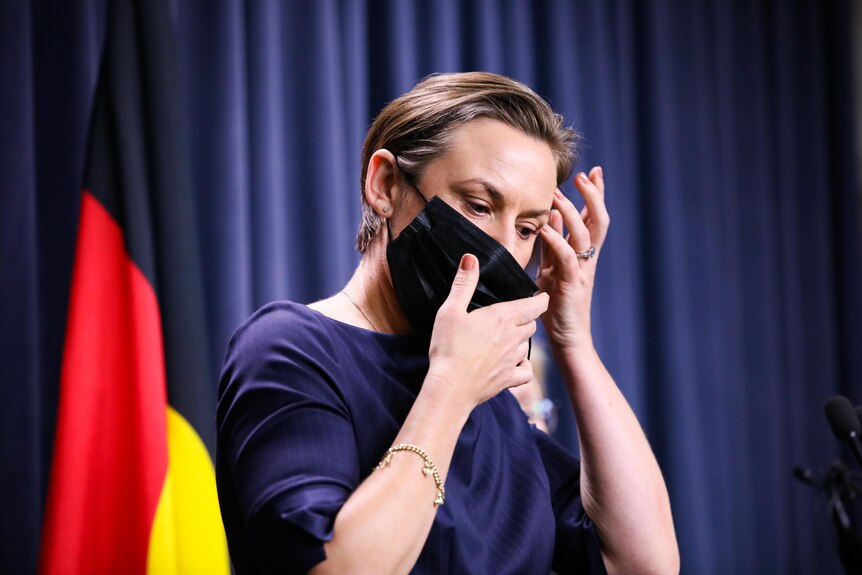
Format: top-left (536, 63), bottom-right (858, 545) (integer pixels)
top-left (392, 119), bottom-right (558, 268)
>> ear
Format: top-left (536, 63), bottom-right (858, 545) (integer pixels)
top-left (364, 149), bottom-right (399, 218)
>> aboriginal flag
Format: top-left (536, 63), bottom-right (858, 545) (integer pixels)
top-left (38, 1), bottom-right (229, 573)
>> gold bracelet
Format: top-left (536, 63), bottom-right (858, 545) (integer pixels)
top-left (375, 443), bottom-right (446, 507)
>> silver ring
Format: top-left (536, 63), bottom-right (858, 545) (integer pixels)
top-left (576, 246), bottom-right (596, 260)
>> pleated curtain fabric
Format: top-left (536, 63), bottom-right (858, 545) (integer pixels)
top-left (0, 1), bottom-right (859, 573)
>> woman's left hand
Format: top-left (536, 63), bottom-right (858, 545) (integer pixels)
top-left (536, 166), bottom-right (609, 352)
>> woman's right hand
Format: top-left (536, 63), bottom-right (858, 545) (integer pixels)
top-left (424, 254), bottom-right (549, 413)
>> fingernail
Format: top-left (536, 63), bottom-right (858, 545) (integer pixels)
top-left (460, 254), bottom-right (476, 271)
top-left (578, 172), bottom-right (588, 182)
top-left (596, 166), bottom-right (603, 178)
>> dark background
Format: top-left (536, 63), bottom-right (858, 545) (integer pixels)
top-left (2, 0), bottom-right (861, 573)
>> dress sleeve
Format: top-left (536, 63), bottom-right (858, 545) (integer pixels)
top-left (532, 427), bottom-right (608, 575)
top-left (216, 305), bottom-right (357, 574)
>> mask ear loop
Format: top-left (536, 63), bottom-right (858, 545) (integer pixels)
top-left (388, 155), bottom-right (429, 240)
top-left (525, 239), bottom-right (543, 281)
top-left (394, 155), bottom-right (429, 202)
top-left (525, 239), bottom-right (542, 360)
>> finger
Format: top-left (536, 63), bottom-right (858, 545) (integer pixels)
top-left (517, 319), bottom-right (538, 340)
top-left (549, 206), bottom-right (564, 235)
top-left (442, 254), bottom-right (480, 312)
top-left (588, 166), bottom-right (605, 197)
top-left (552, 189), bottom-right (591, 254)
top-left (574, 170), bottom-right (603, 203)
top-left (509, 362), bottom-right (534, 388)
top-left (539, 222), bottom-right (578, 271)
top-left (491, 292), bottom-right (550, 325)
top-left (540, 209), bottom-right (563, 270)
top-left (576, 169), bottom-right (610, 245)
top-left (515, 340), bottom-right (530, 362)
top-left (510, 320), bottom-right (538, 348)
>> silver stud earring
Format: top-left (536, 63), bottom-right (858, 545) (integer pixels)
top-left (381, 206), bottom-right (390, 214)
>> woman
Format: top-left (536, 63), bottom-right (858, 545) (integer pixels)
top-left (216, 72), bottom-right (679, 574)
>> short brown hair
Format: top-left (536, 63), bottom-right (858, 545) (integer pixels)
top-left (356, 71), bottom-right (580, 253)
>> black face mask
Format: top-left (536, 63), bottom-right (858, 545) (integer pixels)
top-left (386, 191), bottom-right (540, 340)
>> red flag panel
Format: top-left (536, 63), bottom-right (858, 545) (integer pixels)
top-left (39, 191), bottom-right (168, 574)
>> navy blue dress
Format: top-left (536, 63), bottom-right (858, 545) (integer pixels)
top-left (216, 301), bottom-right (606, 574)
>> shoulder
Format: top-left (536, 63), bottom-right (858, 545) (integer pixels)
top-left (218, 301), bottom-right (346, 402)
top-left (229, 300), bottom-right (331, 348)
top-left (225, 301), bottom-right (341, 365)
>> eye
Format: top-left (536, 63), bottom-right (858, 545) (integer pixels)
top-left (464, 200), bottom-right (491, 216)
top-left (517, 225), bottom-right (539, 241)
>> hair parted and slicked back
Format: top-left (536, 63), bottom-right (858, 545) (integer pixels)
top-left (356, 71), bottom-right (580, 253)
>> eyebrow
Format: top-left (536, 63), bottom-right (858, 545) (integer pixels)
top-left (453, 178), bottom-right (551, 219)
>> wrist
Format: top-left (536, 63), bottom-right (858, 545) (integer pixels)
top-left (551, 343), bottom-right (601, 378)
top-left (542, 312), bottom-right (594, 354)
top-left (417, 370), bottom-right (475, 425)
top-left (550, 335), bottom-right (596, 359)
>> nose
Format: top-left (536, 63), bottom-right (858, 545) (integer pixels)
top-left (487, 223), bottom-right (523, 264)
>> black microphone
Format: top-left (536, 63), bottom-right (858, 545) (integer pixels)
top-left (825, 395), bottom-right (862, 468)
top-left (793, 465), bottom-right (818, 487)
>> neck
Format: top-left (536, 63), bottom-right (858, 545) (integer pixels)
top-left (346, 232), bottom-right (415, 335)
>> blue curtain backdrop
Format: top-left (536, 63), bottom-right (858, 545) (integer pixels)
top-left (1, 0), bottom-right (860, 573)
